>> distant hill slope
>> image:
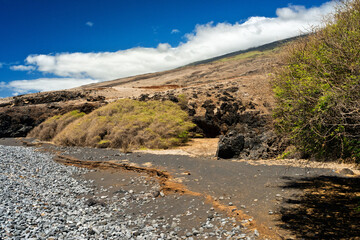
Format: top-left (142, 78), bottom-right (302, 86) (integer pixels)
top-left (186, 36), bottom-right (302, 66)
top-left (78, 36), bottom-right (298, 95)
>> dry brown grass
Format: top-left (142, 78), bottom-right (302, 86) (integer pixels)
top-left (28, 110), bottom-right (85, 141)
top-left (53, 99), bottom-right (195, 151)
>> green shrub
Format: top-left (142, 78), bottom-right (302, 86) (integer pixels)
top-left (28, 110), bottom-right (85, 141)
top-left (272, 0), bottom-right (360, 162)
top-left (53, 99), bottom-right (196, 151)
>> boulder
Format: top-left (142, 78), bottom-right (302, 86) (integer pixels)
top-left (216, 130), bottom-right (245, 159)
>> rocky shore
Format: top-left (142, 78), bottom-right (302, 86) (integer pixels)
top-left (0, 145), bottom-right (253, 239)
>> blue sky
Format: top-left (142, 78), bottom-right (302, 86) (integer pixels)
top-left (0, 0), bottom-right (336, 97)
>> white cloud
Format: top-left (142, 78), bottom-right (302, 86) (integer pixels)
top-left (171, 29), bottom-right (180, 34)
top-left (86, 21), bottom-right (94, 27)
top-left (6, 1), bottom-right (337, 95)
top-left (0, 63), bottom-right (3, 68)
top-left (10, 65), bottom-right (36, 71)
top-left (3, 78), bottom-right (99, 95)
top-left (157, 43), bottom-right (171, 52)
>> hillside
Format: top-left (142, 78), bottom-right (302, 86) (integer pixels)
top-left (77, 38), bottom-right (283, 112)
top-left (0, 38), bottom-right (291, 158)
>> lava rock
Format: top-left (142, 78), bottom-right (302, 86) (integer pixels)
top-left (216, 130), bottom-right (245, 159)
top-left (192, 116), bottom-right (221, 138)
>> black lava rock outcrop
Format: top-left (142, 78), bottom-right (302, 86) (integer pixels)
top-left (216, 131), bottom-right (245, 159)
top-left (11, 91), bottom-right (86, 106)
top-left (215, 113), bottom-right (285, 160)
top-left (135, 85), bottom-right (286, 159)
top-left (0, 102), bottom-right (102, 138)
top-left (0, 90), bottom-right (108, 138)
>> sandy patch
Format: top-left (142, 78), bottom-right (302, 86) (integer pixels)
top-left (232, 158), bottom-right (360, 176)
top-left (135, 138), bottom-right (219, 157)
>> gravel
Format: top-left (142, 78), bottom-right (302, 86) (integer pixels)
top-left (0, 145), bottom-right (253, 239)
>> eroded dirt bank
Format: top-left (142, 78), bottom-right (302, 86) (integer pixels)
top-left (2, 138), bottom-right (358, 239)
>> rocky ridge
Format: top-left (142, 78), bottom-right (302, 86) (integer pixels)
top-left (0, 90), bottom-right (106, 137)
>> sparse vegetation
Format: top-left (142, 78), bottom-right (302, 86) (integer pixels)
top-left (272, 0), bottom-right (360, 162)
top-left (28, 110), bottom-right (85, 141)
top-left (218, 48), bottom-right (277, 62)
top-left (53, 99), bottom-right (195, 150)
top-left (177, 94), bottom-right (188, 110)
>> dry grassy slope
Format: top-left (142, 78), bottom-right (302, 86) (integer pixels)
top-left (77, 38), bottom-right (300, 112)
top-left (78, 45), bottom-right (282, 114)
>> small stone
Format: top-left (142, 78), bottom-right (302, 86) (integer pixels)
top-left (92, 227), bottom-right (101, 235)
top-left (238, 233), bottom-right (246, 239)
top-left (152, 191), bottom-right (160, 198)
top-left (340, 168), bottom-right (355, 175)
